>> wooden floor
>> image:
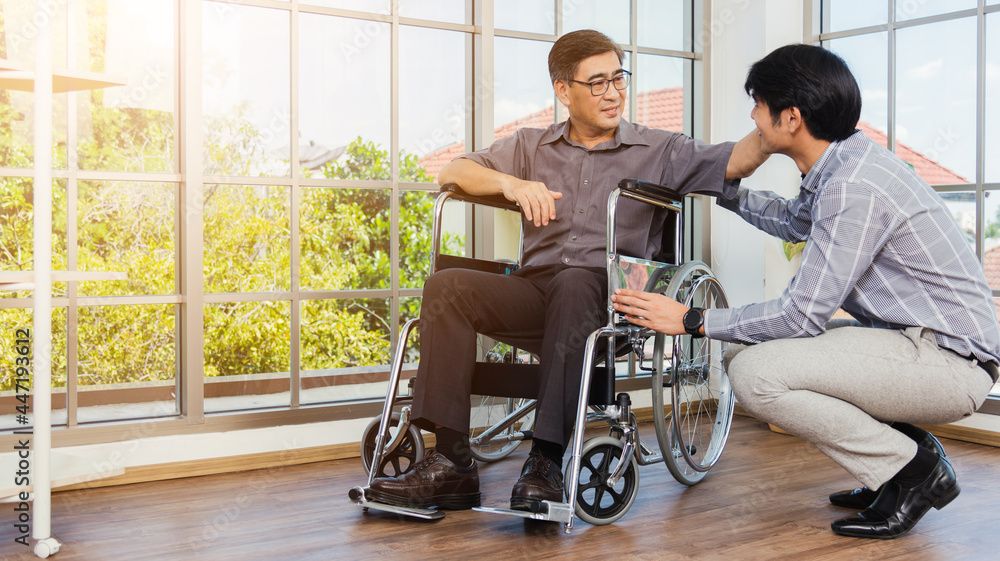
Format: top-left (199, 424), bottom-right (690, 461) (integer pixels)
top-left (2, 415), bottom-right (1000, 561)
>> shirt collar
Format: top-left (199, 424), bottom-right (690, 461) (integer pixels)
top-left (800, 129), bottom-right (864, 192)
top-left (539, 119), bottom-right (650, 150)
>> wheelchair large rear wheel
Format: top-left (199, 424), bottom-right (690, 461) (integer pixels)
top-left (651, 260), bottom-right (734, 485)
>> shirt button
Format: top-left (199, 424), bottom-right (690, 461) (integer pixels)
top-left (563, 257), bottom-right (570, 264)
top-left (583, 180), bottom-right (589, 185)
top-left (578, 208), bottom-right (584, 213)
top-left (571, 235), bottom-right (578, 241)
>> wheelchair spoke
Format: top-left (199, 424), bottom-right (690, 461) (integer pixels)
top-left (652, 261), bottom-right (735, 485)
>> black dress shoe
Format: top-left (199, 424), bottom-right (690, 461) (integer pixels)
top-left (831, 454), bottom-right (960, 539)
top-left (829, 431), bottom-right (947, 509)
top-left (511, 451), bottom-right (564, 512)
top-left (368, 450), bottom-right (481, 510)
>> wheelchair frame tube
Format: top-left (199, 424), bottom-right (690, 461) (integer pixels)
top-left (367, 317), bottom-right (420, 487)
top-left (468, 399), bottom-right (537, 447)
top-left (430, 191), bottom-right (452, 274)
top-left (565, 325), bottom-right (620, 533)
top-left (431, 188), bottom-right (526, 274)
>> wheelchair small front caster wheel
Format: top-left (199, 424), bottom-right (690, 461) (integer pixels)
top-left (569, 436), bottom-right (639, 525)
top-left (361, 412), bottom-right (425, 478)
top-left (34, 537), bottom-right (61, 558)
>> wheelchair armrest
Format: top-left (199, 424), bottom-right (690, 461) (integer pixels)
top-left (439, 183), bottom-right (521, 213)
top-left (618, 178), bottom-right (683, 208)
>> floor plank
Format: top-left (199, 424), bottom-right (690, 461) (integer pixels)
top-left (1, 415), bottom-right (999, 560)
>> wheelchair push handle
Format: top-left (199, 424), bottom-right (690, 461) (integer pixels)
top-left (617, 178), bottom-right (683, 213)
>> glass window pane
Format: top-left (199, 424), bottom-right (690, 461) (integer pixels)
top-left (826, 32), bottom-right (888, 140)
top-left (895, 0), bottom-right (976, 23)
top-left (985, 190), bottom-right (1000, 276)
top-left (0, 0), bottom-right (70, 168)
top-left (78, 181), bottom-right (175, 296)
top-left (399, 0), bottom-right (465, 24)
top-left (633, 54), bottom-right (689, 135)
top-left (0, 90), bottom-right (37, 169)
top-left (495, 37), bottom-right (554, 136)
top-left (987, 13), bottom-right (1000, 183)
top-left (399, 190), bottom-right (467, 290)
top-left (77, 304), bottom-right (177, 422)
top-left (0, 0), bottom-right (70, 66)
top-left (300, 297), bottom-right (391, 404)
top-left (0, 92), bottom-right (67, 169)
top-left (204, 301), bottom-right (290, 412)
top-left (1, 178), bottom-right (68, 299)
top-left (204, 185), bottom-right (290, 294)
top-left (1, 177), bottom-right (38, 276)
top-left (637, 0), bottom-right (690, 52)
top-left (79, 0), bottom-right (176, 173)
top-left (822, 0), bottom-right (888, 33)
top-left (300, 187), bottom-right (389, 291)
top-left (203, 4), bottom-right (290, 177)
top-left (896, 17), bottom-right (976, 184)
top-left (399, 26), bottom-right (465, 181)
top-left (563, 0), bottom-right (630, 44)
top-left (495, 0), bottom-right (554, 35)
top-left (300, 13), bottom-right (389, 178)
top-left (400, 296), bottom-right (422, 364)
top-left (0, 308), bottom-right (68, 429)
top-left (302, 0), bottom-right (389, 12)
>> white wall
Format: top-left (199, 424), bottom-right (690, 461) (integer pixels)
top-left (707, 0), bottom-right (806, 306)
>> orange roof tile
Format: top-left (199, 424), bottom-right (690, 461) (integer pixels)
top-left (855, 122), bottom-right (967, 184)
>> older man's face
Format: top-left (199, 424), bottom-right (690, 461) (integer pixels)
top-left (559, 50), bottom-right (626, 142)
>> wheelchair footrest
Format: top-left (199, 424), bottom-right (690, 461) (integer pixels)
top-left (348, 486), bottom-right (446, 521)
top-left (473, 501), bottom-right (574, 524)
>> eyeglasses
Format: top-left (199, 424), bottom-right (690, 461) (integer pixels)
top-left (568, 70), bottom-right (631, 96)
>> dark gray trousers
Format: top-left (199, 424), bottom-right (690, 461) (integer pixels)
top-left (410, 264), bottom-right (607, 448)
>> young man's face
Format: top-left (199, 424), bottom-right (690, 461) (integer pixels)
top-left (750, 98), bottom-right (785, 155)
top-left (558, 50), bottom-right (626, 141)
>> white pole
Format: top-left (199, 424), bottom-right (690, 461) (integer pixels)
top-left (32, 0), bottom-right (54, 546)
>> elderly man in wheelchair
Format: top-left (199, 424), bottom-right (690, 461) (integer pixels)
top-left (348, 29), bottom-right (766, 530)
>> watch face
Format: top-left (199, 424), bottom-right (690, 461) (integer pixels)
top-left (684, 308), bottom-right (703, 333)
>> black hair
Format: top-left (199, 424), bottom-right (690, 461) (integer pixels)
top-left (744, 44), bottom-right (861, 142)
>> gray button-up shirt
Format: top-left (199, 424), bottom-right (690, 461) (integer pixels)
top-left (461, 120), bottom-right (736, 268)
top-left (704, 130), bottom-right (1000, 372)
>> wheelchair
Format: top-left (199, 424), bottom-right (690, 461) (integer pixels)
top-left (349, 178), bottom-right (734, 532)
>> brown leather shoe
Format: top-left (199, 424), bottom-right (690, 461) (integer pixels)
top-left (510, 451), bottom-right (564, 512)
top-left (368, 450), bottom-right (481, 510)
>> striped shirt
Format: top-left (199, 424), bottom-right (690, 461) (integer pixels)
top-left (460, 120), bottom-right (736, 268)
top-left (704, 130), bottom-right (1000, 370)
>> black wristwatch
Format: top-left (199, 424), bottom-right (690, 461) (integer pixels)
top-left (683, 307), bottom-right (705, 338)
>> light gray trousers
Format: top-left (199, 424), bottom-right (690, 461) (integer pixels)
top-left (725, 323), bottom-right (994, 488)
